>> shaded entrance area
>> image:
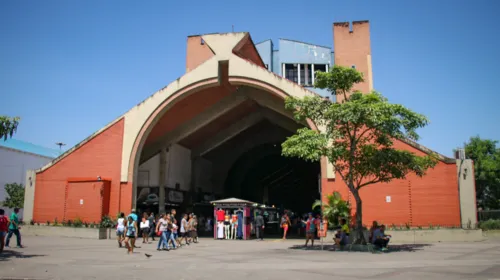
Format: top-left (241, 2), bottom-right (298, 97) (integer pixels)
top-left (134, 83), bottom-right (320, 236)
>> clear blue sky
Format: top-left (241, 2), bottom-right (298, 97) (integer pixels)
top-left (1, 0), bottom-right (499, 156)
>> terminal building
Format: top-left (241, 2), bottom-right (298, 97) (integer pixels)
top-left (23, 21), bottom-right (477, 228)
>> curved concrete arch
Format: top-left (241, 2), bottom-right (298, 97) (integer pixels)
top-left (126, 77), bottom-right (327, 208)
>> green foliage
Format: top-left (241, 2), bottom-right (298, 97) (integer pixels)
top-left (314, 65), bottom-right (364, 101)
top-left (1, 183), bottom-right (25, 209)
top-left (479, 219), bottom-right (500, 230)
top-left (282, 65), bottom-right (438, 239)
top-left (53, 218), bottom-right (59, 226)
top-left (0, 116), bottom-right (20, 140)
top-left (100, 215), bottom-right (114, 228)
top-left (73, 218), bottom-right (83, 228)
top-left (464, 136), bottom-right (500, 209)
top-left (312, 191), bottom-right (350, 228)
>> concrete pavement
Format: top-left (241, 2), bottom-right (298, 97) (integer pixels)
top-left (0, 236), bottom-right (499, 280)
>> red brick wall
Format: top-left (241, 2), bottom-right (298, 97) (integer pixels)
top-left (33, 119), bottom-right (125, 223)
top-left (322, 139), bottom-right (461, 227)
top-left (233, 34), bottom-right (266, 68)
top-left (64, 181), bottom-right (108, 223)
top-left (186, 36), bottom-right (215, 73)
top-left (333, 21), bottom-right (372, 102)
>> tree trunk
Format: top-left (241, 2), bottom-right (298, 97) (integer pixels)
top-left (351, 188), bottom-right (366, 244)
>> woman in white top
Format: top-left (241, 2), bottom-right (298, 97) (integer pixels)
top-left (155, 214), bottom-right (169, 251)
top-left (116, 213), bottom-right (126, 248)
top-left (140, 213), bottom-right (150, 244)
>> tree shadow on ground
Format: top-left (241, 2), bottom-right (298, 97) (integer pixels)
top-left (288, 243), bottom-right (432, 253)
top-left (0, 250), bottom-right (46, 261)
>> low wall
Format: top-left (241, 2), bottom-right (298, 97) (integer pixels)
top-left (22, 225), bottom-right (108, 239)
top-left (325, 229), bottom-right (484, 243)
top-left (483, 230), bottom-right (500, 238)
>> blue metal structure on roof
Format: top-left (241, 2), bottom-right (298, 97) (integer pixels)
top-left (0, 138), bottom-right (60, 159)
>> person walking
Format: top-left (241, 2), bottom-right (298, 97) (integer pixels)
top-left (140, 213), bottom-right (150, 244)
top-left (302, 213), bottom-right (319, 248)
top-left (255, 212), bottom-right (265, 241)
top-left (5, 208), bottom-right (23, 248)
top-left (0, 209), bottom-right (9, 253)
top-left (166, 215), bottom-right (177, 250)
top-left (155, 213), bottom-right (169, 251)
top-left (180, 214), bottom-right (189, 246)
top-left (148, 212), bottom-right (156, 241)
top-left (281, 213), bottom-right (291, 240)
top-left (191, 215), bottom-right (199, 243)
top-left (124, 216), bottom-right (138, 254)
top-left (116, 213), bottom-right (126, 248)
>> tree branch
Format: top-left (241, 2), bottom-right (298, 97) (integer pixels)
top-left (358, 176), bottom-right (397, 189)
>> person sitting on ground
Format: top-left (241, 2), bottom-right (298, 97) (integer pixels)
top-left (372, 224), bottom-right (391, 251)
top-left (334, 218), bottom-right (350, 250)
top-left (369, 221), bottom-right (378, 242)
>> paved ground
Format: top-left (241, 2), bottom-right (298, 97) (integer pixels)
top-left (0, 236), bottom-right (499, 280)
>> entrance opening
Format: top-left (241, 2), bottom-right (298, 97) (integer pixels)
top-left (134, 84), bottom-right (321, 238)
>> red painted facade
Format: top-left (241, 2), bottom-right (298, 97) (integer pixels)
top-left (33, 119), bottom-right (125, 222)
top-left (321, 139), bottom-right (461, 227)
top-left (30, 26), bottom-right (463, 228)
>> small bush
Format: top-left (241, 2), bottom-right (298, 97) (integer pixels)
top-left (73, 218), bottom-right (83, 228)
top-left (46, 221), bottom-right (50, 226)
top-left (100, 215), bottom-right (114, 228)
top-left (66, 220), bottom-right (73, 227)
top-left (30, 220), bottom-right (35, 226)
top-left (479, 219), bottom-right (500, 231)
top-left (53, 218), bottom-right (59, 226)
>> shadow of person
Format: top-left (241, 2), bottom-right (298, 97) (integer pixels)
top-left (0, 250), bottom-right (47, 261)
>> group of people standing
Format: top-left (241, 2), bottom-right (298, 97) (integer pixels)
top-left (0, 208), bottom-right (23, 253)
top-left (115, 208), bottom-right (199, 254)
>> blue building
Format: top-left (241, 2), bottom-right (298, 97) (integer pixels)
top-left (255, 38), bottom-right (334, 98)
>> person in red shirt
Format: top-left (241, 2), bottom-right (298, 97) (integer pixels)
top-left (0, 208), bottom-right (9, 253)
top-left (301, 213), bottom-right (319, 248)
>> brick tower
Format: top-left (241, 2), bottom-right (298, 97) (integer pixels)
top-left (333, 20), bottom-right (373, 102)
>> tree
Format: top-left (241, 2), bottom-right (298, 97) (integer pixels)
top-left (0, 116), bottom-right (20, 140)
top-left (464, 136), bottom-right (500, 209)
top-left (281, 65), bottom-right (438, 243)
top-left (312, 191), bottom-right (350, 229)
top-left (1, 183), bottom-right (25, 209)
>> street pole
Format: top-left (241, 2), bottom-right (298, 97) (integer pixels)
top-left (55, 142), bottom-right (66, 154)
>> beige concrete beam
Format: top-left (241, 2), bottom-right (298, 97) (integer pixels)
top-left (192, 111), bottom-right (265, 157)
top-left (242, 87), bottom-right (295, 120)
top-left (141, 90), bottom-right (248, 162)
top-left (260, 108), bottom-right (303, 133)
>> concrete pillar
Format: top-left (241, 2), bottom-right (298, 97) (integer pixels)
top-left (457, 159), bottom-right (478, 228)
top-left (159, 147), bottom-right (167, 214)
top-left (297, 64), bottom-right (301, 85)
top-left (22, 170), bottom-right (36, 222)
top-left (282, 64), bottom-right (286, 78)
top-left (311, 64), bottom-right (315, 85)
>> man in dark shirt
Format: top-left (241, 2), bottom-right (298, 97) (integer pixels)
top-left (148, 212), bottom-right (156, 241)
top-left (255, 212), bottom-right (265, 241)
